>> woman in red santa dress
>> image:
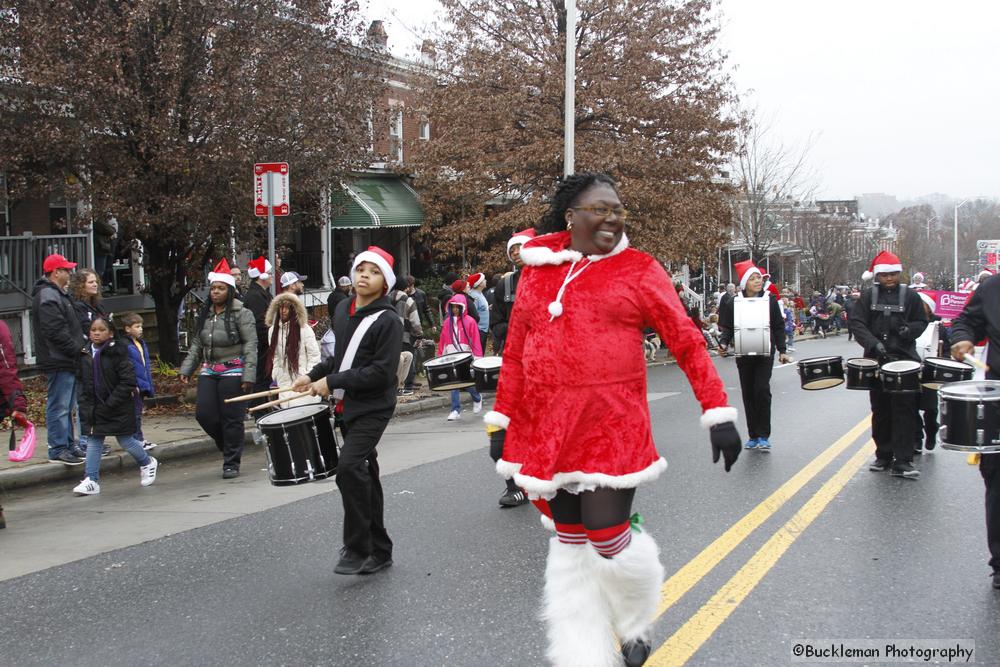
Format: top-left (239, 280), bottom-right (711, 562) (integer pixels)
top-left (484, 173), bottom-right (743, 667)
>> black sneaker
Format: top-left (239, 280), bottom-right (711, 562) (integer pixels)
top-left (334, 548), bottom-right (368, 575)
top-left (359, 552), bottom-right (393, 574)
top-left (925, 435), bottom-right (936, 451)
top-left (222, 466), bottom-right (240, 479)
top-left (992, 571), bottom-right (1000, 590)
top-left (890, 462), bottom-right (920, 479)
top-left (868, 458), bottom-right (892, 472)
top-left (621, 639), bottom-right (651, 667)
top-left (48, 450), bottom-right (84, 466)
top-left (499, 488), bottom-right (529, 508)
top-left (913, 447), bottom-right (923, 456)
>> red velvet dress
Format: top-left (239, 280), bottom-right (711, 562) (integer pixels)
top-left (485, 231), bottom-right (736, 500)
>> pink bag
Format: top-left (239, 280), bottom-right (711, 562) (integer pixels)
top-left (8, 420), bottom-right (37, 462)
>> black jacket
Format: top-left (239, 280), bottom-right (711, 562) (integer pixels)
top-left (242, 281), bottom-right (272, 351)
top-left (849, 284), bottom-right (927, 362)
top-left (307, 295), bottom-right (402, 423)
top-left (950, 276), bottom-right (1000, 379)
top-left (490, 270), bottom-right (521, 342)
top-left (72, 298), bottom-right (110, 339)
top-left (31, 277), bottom-right (86, 373)
top-left (717, 291), bottom-right (787, 355)
top-left (78, 338), bottom-right (137, 437)
top-left (327, 288), bottom-right (350, 326)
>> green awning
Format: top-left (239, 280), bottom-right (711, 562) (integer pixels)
top-left (330, 177), bottom-right (424, 229)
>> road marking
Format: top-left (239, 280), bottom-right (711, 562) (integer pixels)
top-left (647, 392), bottom-right (680, 402)
top-left (648, 440), bottom-right (873, 666)
top-left (654, 416), bottom-right (871, 617)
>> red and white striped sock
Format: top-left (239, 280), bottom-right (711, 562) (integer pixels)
top-left (554, 522), bottom-right (587, 546)
top-left (587, 522), bottom-right (632, 558)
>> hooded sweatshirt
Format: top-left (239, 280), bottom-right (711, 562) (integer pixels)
top-left (438, 294), bottom-right (483, 357)
top-left (265, 292), bottom-right (321, 407)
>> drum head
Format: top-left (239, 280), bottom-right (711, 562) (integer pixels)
top-left (472, 356), bottom-right (502, 371)
top-left (925, 357), bottom-right (972, 370)
top-left (425, 352), bottom-right (473, 368)
top-left (800, 355), bottom-right (842, 365)
top-left (803, 377), bottom-right (845, 390)
top-left (881, 360), bottom-right (920, 372)
top-left (257, 403), bottom-right (329, 426)
top-left (846, 357), bottom-right (878, 368)
top-left (939, 380), bottom-right (1000, 401)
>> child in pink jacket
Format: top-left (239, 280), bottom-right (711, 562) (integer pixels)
top-left (438, 293), bottom-right (483, 421)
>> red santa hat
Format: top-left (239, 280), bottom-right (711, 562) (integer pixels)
top-left (207, 258), bottom-right (236, 287)
top-left (861, 250), bottom-right (902, 281)
top-left (247, 256), bottom-right (272, 280)
top-left (977, 268), bottom-right (995, 282)
top-left (734, 260), bottom-right (762, 291)
top-left (450, 279), bottom-right (467, 293)
top-left (466, 272), bottom-right (486, 289)
top-left (351, 246), bottom-right (396, 291)
top-left (766, 281), bottom-right (780, 297)
top-left (910, 271), bottom-right (926, 285)
top-left (917, 291), bottom-right (936, 310)
top-left (506, 228), bottom-right (536, 260)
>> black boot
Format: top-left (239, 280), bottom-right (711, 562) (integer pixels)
top-left (621, 639), bottom-right (651, 666)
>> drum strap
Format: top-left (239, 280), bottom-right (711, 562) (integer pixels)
top-left (332, 310), bottom-right (388, 402)
top-left (870, 284), bottom-right (906, 314)
top-left (503, 273), bottom-right (516, 304)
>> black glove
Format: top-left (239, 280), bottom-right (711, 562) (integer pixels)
top-left (874, 342), bottom-right (888, 361)
top-left (488, 428), bottom-right (506, 463)
top-left (710, 422), bottom-right (741, 472)
top-left (897, 325), bottom-right (910, 339)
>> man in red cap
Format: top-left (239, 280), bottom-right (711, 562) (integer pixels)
top-left (31, 254), bottom-right (87, 465)
top-left (850, 250), bottom-right (928, 479)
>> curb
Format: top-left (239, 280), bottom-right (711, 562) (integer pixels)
top-left (0, 392), bottom-right (484, 493)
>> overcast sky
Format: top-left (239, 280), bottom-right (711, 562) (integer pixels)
top-left (363, 0), bottom-right (1000, 201)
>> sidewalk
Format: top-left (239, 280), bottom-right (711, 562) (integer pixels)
top-left (0, 392), bottom-right (475, 492)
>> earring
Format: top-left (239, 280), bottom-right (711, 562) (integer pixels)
top-left (566, 221), bottom-right (573, 230)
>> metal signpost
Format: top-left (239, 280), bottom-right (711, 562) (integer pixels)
top-left (254, 162), bottom-right (290, 295)
top-left (564, 1), bottom-right (576, 177)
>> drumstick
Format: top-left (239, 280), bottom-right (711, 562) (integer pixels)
top-left (963, 353), bottom-right (991, 373)
top-left (248, 391), bottom-right (312, 413)
top-left (224, 386), bottom-right (293, 404)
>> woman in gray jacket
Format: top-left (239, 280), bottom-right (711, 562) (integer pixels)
top-left (179, 260), bottom-right (257, 478)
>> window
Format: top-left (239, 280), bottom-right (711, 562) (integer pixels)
top-left (389, 109), bottom-right (403, 162)
top-left (419, 118), bottom-right (430, 140)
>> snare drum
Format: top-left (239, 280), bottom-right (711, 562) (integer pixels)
top-left (921, 357), bottom-right (974, 390)
top-left (472, 356), bottom-right (502, 392)
top-left (733, 296), bottom-right (771, 356)
top-left (797, 356), bottom-right (845, 390)
top-left (845, 358), bottom-right (879, 390)
top-left (423, 352), bottom-right (475, 391)
top-left (257, 403), bottom-right (339, 486)
top-left (879, 360), bottom-right (921, 393)
top-left (937, 380), bottom-right (1000, 453)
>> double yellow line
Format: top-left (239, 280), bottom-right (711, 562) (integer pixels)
top-left (647, 416), bottom-right (874, 666)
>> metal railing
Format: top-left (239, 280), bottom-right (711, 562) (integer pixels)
top-left (0, 234), bottom-right (91, 294)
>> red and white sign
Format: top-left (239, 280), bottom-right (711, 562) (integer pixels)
top-left (254, 162), bottom-right (290, 217)
top-left (921, 290), bottom-right (970, 320)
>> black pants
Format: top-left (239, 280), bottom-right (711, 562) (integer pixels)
top-left (253, 334), bottom-right (270, 396)
top-left (337, 413), bottom-right (393, 559)
top-left (869, 384), bottom-right (917, 464)
top-left (915, 388), bottom-right (939, 448)
top-left (195, 375), bottom-right (246, 468)
top-left (479, 329), bottom-right (489, 355)
top-left (981, 455), bottom-right (1000, 572)
top-left (401, 341), bottom-right (417, 389)
top-left (548, 487), bottom-right (636, 530)
top-left (736, 355), bottom-right (774, 439)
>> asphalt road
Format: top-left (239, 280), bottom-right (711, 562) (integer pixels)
top-left (0, 334), bottom-right (996, 666)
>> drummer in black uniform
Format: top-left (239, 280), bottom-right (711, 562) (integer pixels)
top-left (949, 271), bottom-right (1000, 589)
top-left (849, 251), bottom-right (928, 479)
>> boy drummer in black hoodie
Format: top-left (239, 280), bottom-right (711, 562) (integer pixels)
top-left (292, 247), bottom-right (402, 575)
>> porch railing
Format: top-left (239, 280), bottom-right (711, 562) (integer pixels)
top-left (0, 234), bottom-right (91, 295)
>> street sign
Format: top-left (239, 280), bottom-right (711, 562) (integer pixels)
top-left (977, 239), bottom-right (1000, 270)
top-left (254, 162), bottom-right (289, 217)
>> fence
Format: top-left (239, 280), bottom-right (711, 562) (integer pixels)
top-left (0, 234), bottom-right (92, 296)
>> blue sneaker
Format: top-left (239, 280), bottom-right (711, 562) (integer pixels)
top-left (756, 438), bottom-right (771, 451)
top-left (744, 438), bottom-right (758, 450)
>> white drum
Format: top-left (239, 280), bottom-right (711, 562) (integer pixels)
top-left (733, 296), bottom-right (771, 356)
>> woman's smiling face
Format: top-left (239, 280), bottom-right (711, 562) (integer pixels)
top-left (564, 183), bottom-right (625, 255)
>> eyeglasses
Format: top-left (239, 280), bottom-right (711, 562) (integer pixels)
top-left (571, 205), bottom-right (629, 220)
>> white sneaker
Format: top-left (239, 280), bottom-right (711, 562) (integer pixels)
top-left (473, 400), bottom-right (483, 414)
top-left (142, 441), bottom-right (157, 451)
top-left (447, 410), bottom-right (461, 421)
top-left (73, 478), bottom-right (101, 496)
top-left (140, 457), bottom-right (158, 487)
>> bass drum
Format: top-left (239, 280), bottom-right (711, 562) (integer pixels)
top-left (797, 356), bottom-right (844, 390)
top-left (938, 380), bottom-right (1000, 453)
top-left (845, 358), bottom-right (879, 390)
top-left (257, 403), bottom-right (339, 486)
top-left (472, 356), bottom-right (502, 393)
top-left (733, 296), bottom-right (771, 356)
top-left (423, 352), bottom-right (475, 391)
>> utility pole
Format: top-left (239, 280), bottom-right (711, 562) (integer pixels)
top-left (563, 1), bottom-right (576, 177)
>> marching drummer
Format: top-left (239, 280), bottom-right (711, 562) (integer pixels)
top-left (718, 260), bottom-right (790, 451)
top-left (849, 251), bottom-right (928, 479)
top-left (949, 270), bottom-right (1000, 589)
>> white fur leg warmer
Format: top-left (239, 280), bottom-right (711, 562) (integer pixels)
top-left (592, 530), bottom-right (665, 644)
top-left (542, 537), bottom-right (620, 667)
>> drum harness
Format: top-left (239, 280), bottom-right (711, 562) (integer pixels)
top-left (870, 284), bottom-right (908, 353)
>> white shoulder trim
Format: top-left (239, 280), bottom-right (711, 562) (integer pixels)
top-left (519, 233), bottom-right (630, 266)
top-left (700, 406), bottom-right (738, 429)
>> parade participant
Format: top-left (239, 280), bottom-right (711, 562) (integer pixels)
top-left (913, 292), bottom-right (947, 454)
top-left (279, 270), bottom-right (307, 296)
top-left (486, 173), bottom-right (741, 667)
top-left (179, 259), bottom-right (257, 479)
top-left (849, 251), bottom-right (928, 479)
top-left (292, 246), bottom-right (402, 576)
top-left (0, 319), bottom-right (28, 526)
top-left (120, 312), bottom-right (157, 451)
top-left (32, 254), bottom-right (86, 465)
top-left (717, 260), bottom-right (790, 451)
top-left (949, 272), bottom-right (1000, 588)
top-left (265, 292), bottom-right (321, 408)
top-left (490, 228), bottom-right (536, 356)
top-left (439, 293), bottom-right (483, 421)
top-left (72, 317), bottom-right (158, 496)
top-left (243, 256), bottom-right (273, 398)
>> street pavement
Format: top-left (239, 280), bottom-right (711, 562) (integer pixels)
top-left (0, 334), bottom-right (996, 666)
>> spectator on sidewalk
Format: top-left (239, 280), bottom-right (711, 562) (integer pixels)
top-left (92, 214), bottom-right (117, 287)
top-left (280, 271), bottom-right (307, 297)
top-left (69, 268), bottom-right (113, 457)
top-left (466, 272), bottom-right (490, 353)
top-left (243, 256), bottom-right (273, 400)
top-left (390, 283), bottom-right (423, 395)
top-left (491, 228), bottom-right (535, 356)
top-left (437, 272), bottom-right (459, 323)
top-left (72, 316), bottom-right (159, 496)
top-left (265, 292), bottom-right (321, 408)
top-left (120, 312), bottom-right (157, 451)
top-left (31, 254), bottom-right (86, 466)
top-left (0, 318), bottom-right (28, 527)
top-left (439, 293), bottom-right (483, 421)
top-left (328, 276), bottom-right (353, 325)
top-left (406, 275), bottom-right (435, 330)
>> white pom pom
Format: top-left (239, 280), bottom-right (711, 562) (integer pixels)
top-left (861, 271), bottom-right (873, 281)
top-left (548, 301), bottom-right (563, 318)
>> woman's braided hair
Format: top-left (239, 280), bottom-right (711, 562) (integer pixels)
top-left (537, 172), bottom-right (618, 235)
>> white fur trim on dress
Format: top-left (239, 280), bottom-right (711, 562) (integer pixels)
top-left (483, 410), bottom-right (510, 429)
top-left (520, 233), bottom-right (630, 267)
top-left (700, 406), bottom-right (738, 429)
top-left (497, 457), bottom-right (667, 501)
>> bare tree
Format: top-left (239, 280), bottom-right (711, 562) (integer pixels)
top-left (796, 212), bottom-right (853, 291)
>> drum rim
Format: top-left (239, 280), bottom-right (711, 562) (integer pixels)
top-left (846, 357), bottom-right (879, 368)
top-left (881, 360), bottom-right (921, 372)
top-left (939, 380), bottom-right (1000, 399)
top-left (798, 356), bottom-right (843, 365)
top-left (257, 403), bottom-right (330, 425)
top-left (471, 356), bottom-right (503, 370)
top-left (923, 357), bottom-right (974, 370)
top-left (425, 352), bottom-right (474, 367)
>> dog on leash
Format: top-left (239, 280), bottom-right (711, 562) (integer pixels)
top-left (643, 334), bottom-right (661, 362)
